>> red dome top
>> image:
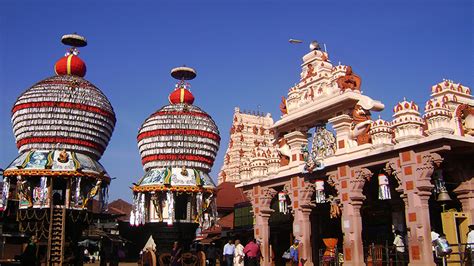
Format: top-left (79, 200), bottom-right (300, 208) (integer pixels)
top-left (54, 54), bottom-right (86, 77)
top-left (168, 88), bottom-right (195, 104)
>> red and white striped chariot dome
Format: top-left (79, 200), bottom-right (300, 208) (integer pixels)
top-left (137, 66), bottom-right (220, 174)
top-left (11, 34), bottom-right (116, 160)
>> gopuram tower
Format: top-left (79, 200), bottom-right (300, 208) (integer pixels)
top-left (1, 33), bottom-right (116, 265)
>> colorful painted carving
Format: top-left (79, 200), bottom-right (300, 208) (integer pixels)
top-left (336, 66), bottom-right (361, 92)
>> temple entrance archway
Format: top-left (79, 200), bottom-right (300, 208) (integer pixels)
top-left (360, 167), bottom-right (407, 263)
top-left (308, 178), bottom-right (342, 265)
top-left (311, 202), bottom-right (343, 265)
top-left (269, 188), bottom-right (293, 266)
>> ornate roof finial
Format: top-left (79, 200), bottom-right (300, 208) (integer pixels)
top-left (309, 40), bottom-right (321, 51)
top-left (55, 33), bottom-right (87, 77)
top-left (169, 66), bottom-right (197, 105)
top-left (61, 33), bottom-right (87, 56)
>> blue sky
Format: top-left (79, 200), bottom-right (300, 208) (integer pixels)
top-left (0, 0), bottom-right (472, 202)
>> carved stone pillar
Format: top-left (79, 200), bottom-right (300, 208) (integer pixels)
top-left (328, 114), bottom-right (354, 154)
top-left (387, 151), bottom-right (439, 266)
top-left (285, 176), bottom-right (315, 266)
top-left (284, 131), bottom-right (308, 166)
top-left (245, 186), bottom-right (277, 266)
top-left (454, 179), bottom-right (474, 221)
top-left (295, 208), bottom-right (313, 265)
top-left (335, 166), bottom-right (370, 266)
top-left (255, 212), bottom-right (272, 266)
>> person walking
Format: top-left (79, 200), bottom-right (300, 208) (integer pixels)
top-left (393, 230), bottom-right (405, 265)
top-left (465, 225), bottom-right (474, 266)
top-left (99, 245), bottom-right (107, 266)
top-left (223, 239), bottom-right (235, 266)
top-left (21, 236), bottom-right (38, 266)
top-left (289, 240), bottom-right (299, 266)
top-left (171, 241), bottom-right (182, 266)
top-left (233, 239), bottom-right (244, 266)
top-left (206, 242), bottom-right (218, 266)
top-left (243, 239), bottom-right (260, 266)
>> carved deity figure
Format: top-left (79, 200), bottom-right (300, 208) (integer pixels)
top-left (305, 63), bottom-right (316, 80)
top-left (336, 66), bottom-right (361, 92)
top-left (304, 87), bottom-right (315, 101)
top-left (221, 171), bottom-right (227, 182)
top-left (350, 105), bottom-right (372, 145)
top-left (276, 138), bottom-right (290, 166)
top-left (236, 124), bottom-right (244, 133)
top-left (459, 106), bottom-right (474, 136)
top-left (17, 176), bottom-right (33, 208)
top-left (312, 126), bottom-right (337, 159)
top-left (253, 126), bottom-right (258, 135)
top-left (58, 150), bottom-right (69, 163)
top-left (181, 166), bottom-right (188, 176)
top-left (279, 96), bottom-right (288, 115)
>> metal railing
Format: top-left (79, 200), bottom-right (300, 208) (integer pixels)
top-left (436, 243), bottom-right (473, 265)
top-left (318, 243), bottom-right (408, 266)
top-left (318, 243), bottom-right (474, 266)
top-left (363, 243), bottom-right (408, 265)
top-left (318, 246), bottom-right (341, 266)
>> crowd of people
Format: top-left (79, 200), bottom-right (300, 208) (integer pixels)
top-left (139, 238), bottom-right (264, 266)
top-left (220, 238), bottom-right (262, 266)
top-left (21, 226), bottom-right (474, 265)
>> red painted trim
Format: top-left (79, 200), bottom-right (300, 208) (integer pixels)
top-left (34, 79), bottom-right (88, 87)
top-left (137, 129), bottom-right (220, 142)
top-left (151, 110), bottom-right (210, 118)
top-left (12, 101), bottom-right (116, 122)
top-left (16, 137), bottom-right (105, 152)
top-left (141, 154), bottom-right (214, 165)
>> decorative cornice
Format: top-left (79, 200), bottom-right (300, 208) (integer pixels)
top-left (132, 185), bottom-right (214, 193)
top-left (258, 187), bottom-right (277, 208)
top-left (350, 167), bottom-right (372, 191)
top-left (4, 169), bottom-right (110, 182)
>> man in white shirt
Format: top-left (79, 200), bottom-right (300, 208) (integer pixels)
top-left (431, 230), bottom-right (441, 263)
top-left (393, 230), bottom-right (405, 265)
top-left (223, 239), bottom-right (235, 266)
top-left (468, 225), bottom-right (474, 249)
top-left (466, 225), bottom-right (474, 265)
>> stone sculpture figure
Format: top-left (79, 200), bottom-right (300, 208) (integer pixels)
top-left (336, 66), bottom-right (361, 92)
top-left (461, 106), bottom-right (474, 136)
top-left (312, 126), bottom-right (337, 159)
top-left (279, 96), bottom-right (288, 115)
top-left (350, 105), bottom-right (372, 145)
top-left (305, 63), bottom-right (316, 80)
top-left (277, 138), bottom-right (291, 166)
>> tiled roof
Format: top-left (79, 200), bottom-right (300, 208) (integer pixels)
top-left (90, 198), bottom-right (132, 221)
top-left (108, 199), bottom-right (132, 221)
top-left (218, 212), bottom-right (234, 229)
top-left (216, 182), bottom-right (248, 209)
top-left (201, 212), bottom-right (234, 235)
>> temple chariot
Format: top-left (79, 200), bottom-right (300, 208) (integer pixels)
top-left (1, 33), bottom-right (116, 265)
